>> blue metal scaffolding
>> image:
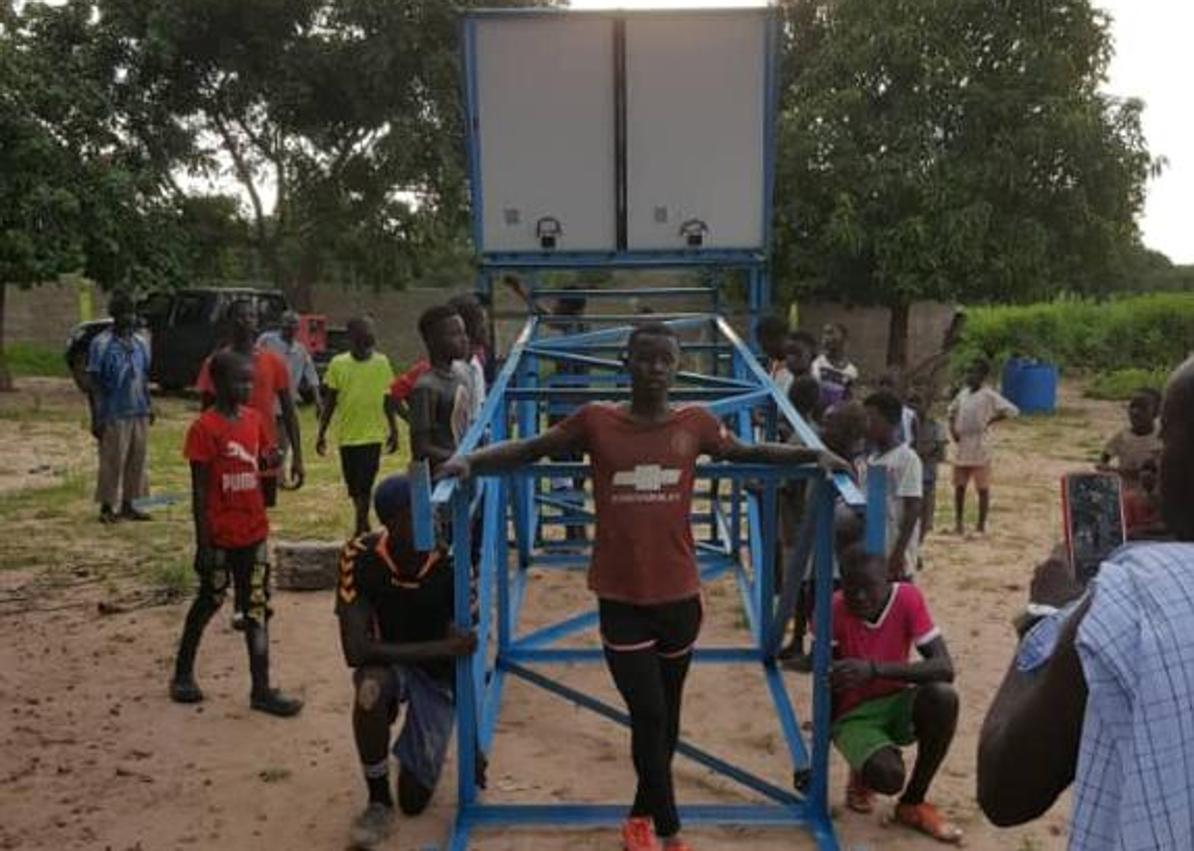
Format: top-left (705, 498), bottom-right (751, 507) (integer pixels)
top-left (425, 298), bottom-right (866, 850)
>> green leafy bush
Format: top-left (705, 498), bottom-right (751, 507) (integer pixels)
top-left (1084, 367), bottom-right (1170, 401)
top-left (954, 293), bottom-right (1194, 376)
top-left (5, 343), bottom-right (69, 378)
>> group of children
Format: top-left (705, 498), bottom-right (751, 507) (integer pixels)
top-left (165, 300), bottom-right (1037, 849)
top-left (757, 315), bottom-right (1036, 844)
top-left (168, 295), bottom-right (493, 710)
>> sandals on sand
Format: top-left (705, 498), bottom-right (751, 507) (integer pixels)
top-left (845, 772), bottom-right (875, 814)
top-left (893, 801), bottom-right (964, 844)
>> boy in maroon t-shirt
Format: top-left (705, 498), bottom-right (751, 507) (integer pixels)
top-left (440, 322), bottom-right (849, 851)
top-left (828, 546), bottom-right (961, 843)
top-left (169, 350), bottom-right (303, 717)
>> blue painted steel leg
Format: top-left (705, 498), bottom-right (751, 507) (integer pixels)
top-left (453, 485), bottom-right (478, 809)
top-left (865, 464), bottom-right (888, 556)
top-left (809, 479), bottom-right (836, 819)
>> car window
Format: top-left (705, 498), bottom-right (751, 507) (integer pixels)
top-left (258, 294), bottom-right (287, 328)
top-left (172, 293), bottom-right (210, 326)
top-left (141, 293), bottom-right (173, 323)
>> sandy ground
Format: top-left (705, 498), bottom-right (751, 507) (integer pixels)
top-left (0, 379), bottom-right (92, 494)
top-left (0, 381), bottom-right (1119, 851)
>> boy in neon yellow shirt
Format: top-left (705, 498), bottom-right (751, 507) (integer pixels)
top-left (317, 316), bottom-right (398, 536)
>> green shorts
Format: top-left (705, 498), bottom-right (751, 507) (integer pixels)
top-left (832, 690), bottom-right (917, 771)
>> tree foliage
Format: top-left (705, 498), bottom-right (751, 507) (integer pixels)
top-left (0, 4), bottom-right (192, 388)
top-left (773, 0), bottom-right (1158, 363)
top-left (71, 0), bottom-right (547, 306)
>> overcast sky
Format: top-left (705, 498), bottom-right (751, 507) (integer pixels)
top-left (574, 0), bottom-right (1193, 263)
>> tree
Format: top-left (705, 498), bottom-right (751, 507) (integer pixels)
top-left (772, 0), bottom-right (1157, 366)
top-left (82, 0), bottom-right (550, 308)
top-left (0, 2), bottom-right (203, 390)
top-left (0, 24), bottom-right (83, 390)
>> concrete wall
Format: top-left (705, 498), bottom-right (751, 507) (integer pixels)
top-left (795, 301), bottom-right (958, 381)
top-left (3, 279), bottom-right (101, 347)
top-left (5, 278), bottom-right (956, 381)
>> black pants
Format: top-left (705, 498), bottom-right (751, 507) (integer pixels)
top-left (340, 443), bottom-right (382, 500)
top-left (600, 596), bottom-right (702, 839)
top-left (174, 542), bottom-right (272, 694)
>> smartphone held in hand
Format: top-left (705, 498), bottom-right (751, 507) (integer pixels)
top-left (1062, 472), bottom-right (1126, 585)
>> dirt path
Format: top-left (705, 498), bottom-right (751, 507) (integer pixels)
top-left (0, 383), bottom-right (1117, 850)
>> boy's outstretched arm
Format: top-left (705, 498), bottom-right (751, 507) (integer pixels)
top-left (715, 436), bottom-right (852, 475)
top-left (437, 425), bottom-right (580, 480)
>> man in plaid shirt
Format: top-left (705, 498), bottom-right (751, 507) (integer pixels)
top-left (977, 357), bottom-right (1194, 849)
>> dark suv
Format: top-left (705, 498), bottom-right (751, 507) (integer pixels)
top-left (66, 288), bottom-right (289, 392)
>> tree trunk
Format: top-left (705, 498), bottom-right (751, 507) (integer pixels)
top-left (0, 281), bottom-right (13, 392)
top-left (282, 247), bottom-right (319, 314)
top-left (886, 300), bottom-right (910, 369)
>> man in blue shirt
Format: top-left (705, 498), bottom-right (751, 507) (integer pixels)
top-left (258, 310), bottom-right (321, 476)
top-left (977, 357), bottom-right (1194, 849)
top-left (86, 291), bottom-right (153, 524)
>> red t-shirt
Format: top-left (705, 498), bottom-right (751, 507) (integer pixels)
top-left (553, 403), bottom-right (733, 605)
top-left (390, 360), bottom-right (431, 403)
top-left (196, 347), bottom-right (290, 449)
top-left (829, 582), bottom-right (939, 718)
top-left (183, 407), bottom-right (271, 549)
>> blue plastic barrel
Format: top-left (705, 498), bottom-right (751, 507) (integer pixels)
top-left (1016, 363), bottom-right (1058, 414)
top-left (1001, 358), bottom-right (1025, 403)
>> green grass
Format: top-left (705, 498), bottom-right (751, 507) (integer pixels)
top-left (4, 342), bottom-right (70, 378)
top-left (955, 292), bottom-right (1194, 377)
top-left (0, 391), bottom-right (410, 577)
top-left (147, 556), bottom-right (193, 600)
top-left (1085, 367), bottom-right (1169, 401)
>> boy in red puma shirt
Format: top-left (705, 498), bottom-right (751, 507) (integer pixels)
top-left (169, 350), bottom-right (303, 717)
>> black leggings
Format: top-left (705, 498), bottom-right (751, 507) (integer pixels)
top-left (600, 596), bottom-right (702, 839)
top-left (173, 543), bottom-right (273, 695)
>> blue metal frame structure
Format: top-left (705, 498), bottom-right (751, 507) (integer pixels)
top-left (427, 9), bottom-right (884, 849)
top-left (423, 310), bottom-right (873, 851)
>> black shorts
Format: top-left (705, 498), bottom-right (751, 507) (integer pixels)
top-left (195, 541), bottom-right (271, 622)
top-left (340, 444), bottom-right (382, 499)
top-left (599, 596), bottom-right (703, 658)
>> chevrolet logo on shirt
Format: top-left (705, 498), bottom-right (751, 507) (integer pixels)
top-left (612, 465), bottom-right (682, 492)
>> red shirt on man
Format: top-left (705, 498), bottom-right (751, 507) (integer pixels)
top-left (829, 582), bottom-right (940, 718)
top-left (195, 347), bottom-right (290, 449)
top-left (390, 359), bottom-right (431, 403)
top-left (553, 403), bottom-right (733, 605)
top-left (183, 407), bottom-right (271, 549)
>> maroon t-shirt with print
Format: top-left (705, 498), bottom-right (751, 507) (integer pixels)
top-left (552, 403), bottom-right (732, 605)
